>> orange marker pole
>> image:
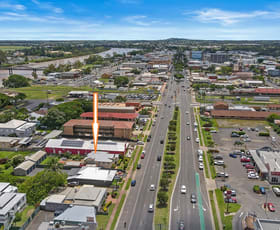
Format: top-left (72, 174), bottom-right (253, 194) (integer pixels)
top-left (92, 93), bottom-right (99, 153)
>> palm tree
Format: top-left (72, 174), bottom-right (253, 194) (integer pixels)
top-left (45, 158), bottom-right (63, 173)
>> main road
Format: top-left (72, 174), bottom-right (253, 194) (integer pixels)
top-left (116, 77), bottom-right (176, 230)
top-left (170, 76), bottom-right (213, 230)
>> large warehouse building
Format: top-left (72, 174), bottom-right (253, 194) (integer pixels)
top-left (63, 119), bottom-right (134, 139)
top-left (45, 138), bottom-right (127, 155)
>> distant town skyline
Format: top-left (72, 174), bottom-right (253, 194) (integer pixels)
top-left (0, 0), bottom-right (280, 40)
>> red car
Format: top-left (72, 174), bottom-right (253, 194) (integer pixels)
top-left (245, 164), bottom-right (255, 169)
top-left (225, 197), bottom-right (237, 203)
top-left (141, 153), bottom-right (145, 159)
top-left (241, 157), bottom-right (250, 163)
top-left (264, 203), bottom-right (276, 212)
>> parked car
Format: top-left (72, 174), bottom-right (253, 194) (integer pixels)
top-left (272, 187), bottom-right (280, 196)
top-left (245, 164), bottom-right (255, 169)
top-left (241, 157), bottom-right (251, 163)
top-left (231, 133), bottom-right (240, 137)
top-left (264, 203), bottom-right (275, 212)
top-left (137, 164), bottom-right (141, 169)
top-left (224, 189), bottom-right (236, 196)
top-left (137, 141), bottom-right (144, 145)
top-left (190, 193), bottom-right (197, 203)
top-left (217, 172), bottom-right (229, 178)
top-left (260, 187), bottom-right (266, 194)
top-left (131, 180), bottom-right (136, 186)
top-left (248, 173), bottom-right (259, 179)
top-left (214, 160), bottom-right (224, 166)
top-left (229, 153), bottom-right (237, 158)
top-left (197, 149), bottom-right (203, 157)
top-left (195, 138), bottom-right (200, 143)
top-left (157, 155), bottom-right (162, 161)
top-left (181, 185), bottom-right (187, 194)
top-left (148, 204), bottom-right (154, 212)
top-left (198, 156), bottom-right (203, 162)
top-left (210, 130), bottom-right (217, 133)
top-left (141, 153), bottom-right (145, 159)
top-left (225, 197), bottom-right (237, 203)
top-left (214, 155), bottom-right (223, 160)
top-left (68, 181), bottom-right (79, 187)
top-left (199, 163), bottom-right (204, 170)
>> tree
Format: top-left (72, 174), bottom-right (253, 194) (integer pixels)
top-left (157, 191), bottom-right (168, 206)
top-left (73, 60), bottom-right (83, 69)
top-left (160, 178), bottom-right (169, 190)
top-left (0, 50), bottom-right (7, 65)
top-left (114, 76), bottom-right (129, 88)
top-left (10, 155), bottom-right (25, 168)
top-left (131, 69), bottom-right (141, 74)
top-left (43, 64), bottom-right (56, 75)
top-left (82, 67), bottom-right (91, 74)
top-left (13, 93), bottom-right (26, 105)
top-left (3, 75), bottom-right (30, 88)
top-left (114, 96), bottom-right (126, 102)
top-left (14, 212), bottom-right (22, 223)
top-left (39, 109), bottom-right (66, 129)
top-left (32, 71), bottom-right (38, 80)
top-left (45, 158), bottom-right (63, 173)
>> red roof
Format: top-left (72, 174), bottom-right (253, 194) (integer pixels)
top-left (255, 88), bottom-right (280, 94)
top-left (81, 112), bottom-right (138, 120)
top-left (64, 119), bottom-right (134, 129)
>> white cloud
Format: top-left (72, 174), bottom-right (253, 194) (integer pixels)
top-left (0, 2), bottom-right (25, 10)
top-left (191, 8), bottom-right (269, 25)
top-left (31, 0), bottom-right (63, 13)
top-left (122, 15), bottom-right (161, 26)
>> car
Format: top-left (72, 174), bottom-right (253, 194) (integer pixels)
top-left (195, 138), bottom-right (200, 143)
top-left (247, 169), bottom-right (256, 173)
top-left (260, 187), bottom-right (266, 194)
top-left (161, 116), bottom-right (164, 119)
top-left (136, 126), bottom-right (139, 130)
top-left (187, 122), bottom-right (190, 125)
top-left (199, 163), bottom-right (204, 170)
top-left (142, 150), bottom-right (146, 154)
top-left (241, 157), bottom-right (251, 163)
top-left (231, 133), bottom-right (240, 137)
top-left (181, 185), bottom-right (187, 194)
top-left (248, 173), bottom-right (259, 179)
top-left (54, 210), bottom-right (63, 217)
top-left (198, 156), bottom-right (203, 162)
top-left (225, 197), bottom-right (237, 203)
top-left (137, 141), bottom-right (144, 145)
top-left (194, 128), bottom-right (197, 132)
top-left (197, 149), bottom-right (203, 156)
top-left (239, 128), bottom-right (243, 131)
top-left (273, 187), bottom-right (280, 196)
top-left (187, 136), bottom-right (190, 140)
top-left (245, 164), bottom-right (255, 169)
top-left (224, 189), bottom-right (236, 196)
top-left (68, 181), bottom-right (79, 187)
top-left (214, 160), bottom-right (224, 166)
top-left (160, 140), bottom-right (164, 144)
top-left (186, 111), bottom-right (189, 114)
top-left (255, 128), bottom-right (259, 132)
top-left (264, 203), bottom-right (275, 212)
top-left (210, 130), bottom-right (217, 133)
top-left (243, 138), bottom-right (251, 142)
top-left (217, 172), bottom-right (229, 178)
top-left (178, 220), bottom-right (185, 230)
top-left (190, 193), bottom-right (197, 203)
top-left (214, 155), bottom-right (223, 160)
top-left (141, 153), bottom-right (145, 159)
top-left (131, 180), bottom-right (136, 186)
top-left (229, 153), bottom-right (237, 158)
top-left (137, 164), bottom-right (141, 169)
top-left (148, 204), bottom-right (154, 212)
top-left (150, 184), bottom-right (155, 191)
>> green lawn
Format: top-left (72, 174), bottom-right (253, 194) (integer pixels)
top-left (9, 85), bottom-right (93, 100)
top-left (14, 205), bottom-right (35, 227)
top-left (208, 152), bottom-right (216, 179)
top-left (203, 152), bottom-right (209, 179)
top-left (96, 204), bottom-right (115, 230)
top-left (125, 178), bottom-right (132, 190)
top-left (209, 191), bottom-right (219, 230)
top-left (0, 151), bottom-right (32, 159)
top-left (110, 194), bottom-right (126, 230)
top-left (154, 109), bottom-right (180, 228)
top-left (99, 78), bottom-right (110, 83)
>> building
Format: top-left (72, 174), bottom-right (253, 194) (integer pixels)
top-left (98, 106), bottom-right (135, 114)
top-left (211, 110), bottom-right (280, 120)
top-left (191, 51), bottom-right (203, 60)
top-left (42, 185), bottom-right (107, 212)
top-left (63, 119), bottom-right (134, 139)
top-left (14, 160), bottom-right (35, 176)
top-left (209, 53), bottom-right (229, 63)
top-left (0, 119), bottom-right (36, 137)
top-left (26, 150), bottom-right (47, 166)
top-left (250, 149), bottom-right (280, 184)
top-left (213, 102), bottom-right (229, 110)
top-left (0, 184), bottom-right (26, 230)
top-left (255, 88), bottom-right (280, 96)
top-left (67, 166), bottom-right (117, 186)
top-left (80, 112), bottom-right (138, 122)
top-left (61, 71), bottom-right (81, 79)
top-left (68, 91), bottom-right (89, 98)
top-left (53, 205), bottom-right (97, 230)
top-left (45, 139), bottom-right (127, 155)
top-left (0, 137), bottom-right (21, 149)
top-left (84, 151), bottom-right (119, 168)
top-left (268, 69), bottom-right (280, 77)
top-left (267, 104), bottom-right (280, 111)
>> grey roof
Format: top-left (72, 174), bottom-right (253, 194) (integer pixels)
top-left (85, 151), bottom-right (118, 163)
top-left (250, 150), bottom-right (269, 173)
top-left (0, 137), bottom-right (21, 143)
top-left (43, 130), bottom-right (63, 140)
top-left (0, 183), bottom-right (10, 193)
top-left (0, 192), bottom-right (25, 216)
top-left (54, 205), bottom-right (96, 224)
top-left (27, 151), bottom-right (46, 162)
top-left (46, 194), bottom-right (66, 204)
top-left (0, 119), bottom-right (26, 129)
top-left (15, 160), bottom-right (35, 171)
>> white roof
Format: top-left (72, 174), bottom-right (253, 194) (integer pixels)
top-left (68, 166), bottom-right (116, 182)
top-left (0, 136), bottom-right (21, 143)
top-left (0, 192), bottom-right (25, 216)
top-left (0, 119), bottom-right (26, 129)
top-left (15, 122), bottom-right (36, 131)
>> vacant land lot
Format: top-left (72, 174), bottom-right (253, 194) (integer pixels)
top-left (216, 119), bottom-right (267, 128)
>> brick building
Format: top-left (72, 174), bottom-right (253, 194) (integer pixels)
top-left (80, 112), bottom-right (138, 122)
top-left (213, 102), bottom-right (229, 110)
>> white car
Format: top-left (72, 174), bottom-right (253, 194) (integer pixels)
top-left (181, 185), bottom-right (187, 194)
top-left (150, 184), bottom-right (155, 191)
top-left (196, 138), bottom-right (200, 143)
top-left (194, 128), bottom-right (197, 132)
top-left (187, 122), bottom-right (190, 125)
top-left (197, 149), bottom-right (203, 157)
top-left (148, 204), bottom-right (154, 212)
top-left (199, 163), bottom-right (204, 170)
top-left (214, 160), bottom-right (224, 166)
top-left (142, 150), bottom-right (146, 154)
top-left (198, 156), bottom-right (203, 162)
top-left (186, 111), bottom-right (189, 114)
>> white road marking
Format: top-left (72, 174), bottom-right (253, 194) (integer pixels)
top-left (239, 212), bottom-right (244, 218)
top-left (174, 205), bottom-right (179, 212)
top-left (193, 204), bottom-right (195, 209)
top-left (203, 206), bottom-right (206, 212)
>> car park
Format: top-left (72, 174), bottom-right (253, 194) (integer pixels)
top-left (190, 193), bottom-right (197, 203)
top-left (150, 184), bottom-right (155, 191)
top-left (264, 203), bottom-right (275, 212)
top-left (181, 185), bottom-right (187, 194)
top-left (199, 163), bottom-right (204, 170)
top-left (148, 204), bottom-right (154, 212)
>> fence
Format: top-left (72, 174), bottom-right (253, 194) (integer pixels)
top-left (11, 207), bottom-right (40, 230)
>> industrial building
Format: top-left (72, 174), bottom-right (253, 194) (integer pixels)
top-left (45, 138), bottom-right (127, 155)
top-left (0, 119), bottom-right (36, 137)
top-left (63, 119), bottom-right (134, 139)
top-left (84, 151), bottom-right (119, 168)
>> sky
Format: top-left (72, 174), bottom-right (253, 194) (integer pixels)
top-left (0, 0), bottom-right (280, 40)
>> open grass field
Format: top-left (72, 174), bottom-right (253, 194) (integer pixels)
top-left (8, 85), bottom-right (93, 99)
top-left (216, 119), bottom-right (268, 128)
top-left (0, 46), bottom-right (29, 51)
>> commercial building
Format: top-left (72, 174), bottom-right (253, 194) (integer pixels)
top-left (67, 166), bottom-right (117, 187)
top-left (213, 102), bottom-right (229, 110)
top-left (80, 112), bottom-right (138, 122)
top-left (0, 137), bottom-right (21, 149)
top-left (45, 139), bottom-right (127, 155)
top-left (0, 119), bottom-right (36, 137)
top-left (268, 69), bottom-right (280, 77)
top-left (250, 149), bottom-right (280, 184)
top-left (211, 110), bottom-right (280, 120)
top-left (209, 53), bottom-right (229, 63)
top-left (42, 185), bottom-right (107, 212)
top-left (84, 151), bottom-right (119, 168)
top-left (98, 106), bottom-right (135, 114)
top-left (191, 51), bottom-right (203, 60)
top-left (68, 91), bottom-right (90, 98)
top-left (0, 183), bottom-right (26, 230)
top-left (63, 119), bottom-right (134, 139)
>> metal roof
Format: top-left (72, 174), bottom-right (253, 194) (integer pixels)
top-left (0, 119), bottom-right (26, 129)
top-left (250, 150), bottom-right (269, 173)
top-left (27, 151), bottom-right (46, 163)
top-left (0, 192), bottom-right (25, 216)
top-left (14, 160), bottom-right (35, 171)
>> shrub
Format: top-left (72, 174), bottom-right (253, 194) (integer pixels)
top-left (259, 132), bottom-right (269, 137)
top-left (253, 185), bottom-right (260, 193)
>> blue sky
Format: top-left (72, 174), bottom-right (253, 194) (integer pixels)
top-left (0, 0), bottom-right (280, 40)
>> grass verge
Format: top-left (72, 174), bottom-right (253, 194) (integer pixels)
top-left (96, 204), bottom-right (115, 230)
top-left (125, 178), bottom-right (132, 191)
top-left (14, 205), bottom-right (35, 227)
top-left (110, 194), bottom-right (126, 230)
top-left (133, 146), bottom-right (143, 171)
top-left (209, 191), bottom-right (219, 230)
top-left (203, 152), bottom-right (209, 179)
top-left (208, 152), bottom-right (216, 179)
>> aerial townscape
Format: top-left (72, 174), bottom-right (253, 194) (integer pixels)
top-left (1, 1), bottom-right (280, 230)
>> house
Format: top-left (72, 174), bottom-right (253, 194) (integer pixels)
top-left (0, 185), bottom-right (26, 230)
top-left (84, 151), bottom-right (119, 168)
top-left (67, 166), bottom-right (117, 187)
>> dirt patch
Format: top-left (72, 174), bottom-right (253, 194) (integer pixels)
top-left (216, 119), bottom-right (267, 128)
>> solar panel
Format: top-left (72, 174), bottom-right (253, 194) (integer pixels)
top-left (61, 140), bottom-right (84, 147)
